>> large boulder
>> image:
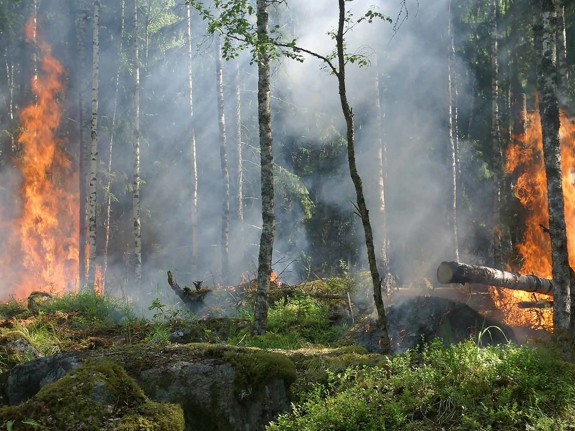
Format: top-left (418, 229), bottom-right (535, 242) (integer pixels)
top-left (0, 358), bottom-right (184, 431)
top-left (2, 344), bottom-right (296, 431)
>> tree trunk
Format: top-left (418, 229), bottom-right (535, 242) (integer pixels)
top-left (447, 0), bottom-right (460, 262)
top-left (373, 54), bottom-right (393, 291)
top-left (215, 36), bottom-right (230, 284)
top-left (553, 0), bottom-right (568, 104)
top-left (102, 0), bottom-right (126, 291)
top-left (186, 3), bottom-right (198, 273)
top-left (534, 0), bottom-right (571, 330)
top-left (86, 0), bottom-right (100, 290)
top-left (491, 0), bottom-right (505, 267)
top-left (76, 6), bottom-right (89, 289)
top-left (252, 0), bottom-right (275, 336)
top-left (234, 59), bottom-right (244, 241)
top-left (132, 0), bottom-right (142, 282)
top-left (336, 0), bottom-right (390, 352)
top-left (437, 261), bottom-right (554, 294)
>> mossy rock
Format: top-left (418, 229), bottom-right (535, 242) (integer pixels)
top-left (0, 358), bottom-right (184, 431)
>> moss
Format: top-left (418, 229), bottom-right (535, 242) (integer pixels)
top-left (0, 358), bottom-right (184, 431)
top-left (116, 401), bottom-right (185, 431)
top-left (222, 348), bottom-right (297, 399)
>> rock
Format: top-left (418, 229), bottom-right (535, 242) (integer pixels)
top-left (339, 296), bottom-right (516, 353)
top-left (0, 358), bottom-right (184, 431)
top-left (2, 344), bottom-right (297, 431)
top-left (5, 351), bottom-right (80, 405)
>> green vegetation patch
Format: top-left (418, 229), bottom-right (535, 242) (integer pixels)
top-left (0, 358), bottom-right (184, 431)
top-left (269, 340), bottom-right (575, 431)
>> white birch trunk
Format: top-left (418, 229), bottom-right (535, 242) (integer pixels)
top-left (186, 3), bottom-right (198, 272)
top-left (132, 0), bottom-right (142, 281)
top-left (102, 0), bottom-right (126, 290)
top-left (87, 0), bottom-right (100, 290)
top-left (535, 0), bottom-right (571, 330)
top-left (215, 36), bottom-right (230, 283)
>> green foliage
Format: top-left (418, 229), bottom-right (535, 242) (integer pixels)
top-left (268, 340), bottom-right (575, 430)
top-left (239, 293), bottom-right (347, 349)
top-left (144, 298), bottom-right (193, 343)
top-left (41, 291), bottom-right (130, 327)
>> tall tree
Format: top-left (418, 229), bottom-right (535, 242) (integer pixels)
top-left (215, 35), bottom-right (231, 283)
top-left (554, 0), bottom-right (568, 104)
top-left (491, 0), bottom-right (504, 267)
top-left (76, 4), bottom-right (89, 288)
top-left (534, 0), bottom-right (571, 330)
top-left (234, 59), bottom-right (244, 244)
top-left (373, 54), bottom-right (393, 291)
top-left (132, 0), bottom-right (142, 281)
top-left (86, 0), bottom-right (100, 290)
top-left (185, 2), bottom-right (199, 273)
top-left (252, 0), bottom-right (275, 335)
top-left (102, 0), bottom-right (126, 290)
top-left (447, 0), bottom-right (460, 262)
top-left (334, 0), bottom-right (390, 351)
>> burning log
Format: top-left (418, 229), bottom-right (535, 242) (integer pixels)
top-left (437, 261), bottom-right (554, 295)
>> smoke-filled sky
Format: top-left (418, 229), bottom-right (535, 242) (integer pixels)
top-left (0, 0), bottom-right (493, 307)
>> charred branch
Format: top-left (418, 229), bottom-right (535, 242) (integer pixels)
top-left (167, 271), bottom-right (210, 309)
top-left (437, 261), bottom-right (554, 295)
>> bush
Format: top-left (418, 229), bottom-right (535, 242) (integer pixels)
top-left (268, 340), bottom-right (575, 430)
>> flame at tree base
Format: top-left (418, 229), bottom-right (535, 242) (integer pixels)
top-left (0, 18), bottom-right (78, 300)
top-left (493, 107), bottom-right (575, 330)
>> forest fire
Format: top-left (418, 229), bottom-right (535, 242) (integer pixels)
top-left (491, 107), bottom-right (575, 330)
top-left (0, 18), bottom-right (78, 300)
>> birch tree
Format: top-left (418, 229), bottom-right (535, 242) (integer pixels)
top-left (252, 0), bottom-right (275, 335)
top-left (102, 0), bottom-right (126, 290)
top-left (132, 0), bottom-right (142, 281)
top-left (533, 0), bottom-right (571, 330)
top-left (447, 0), bottom-right (459, 262)
top-left (76, 5), bottom-right (89, 288)
top-left (215, 36), bottom-right (231, 284)
top-left (86, 0), bottom-right (100, 289)
top-left (186, 2), bottom-right (199, 272)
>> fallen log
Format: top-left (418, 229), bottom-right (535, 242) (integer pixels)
top-left (436, 261), bottom-right (554, 295)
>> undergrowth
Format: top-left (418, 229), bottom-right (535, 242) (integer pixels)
top-left (268, 339), bottom-right (575, 431)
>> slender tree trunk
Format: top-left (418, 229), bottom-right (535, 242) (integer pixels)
top-left (102, 0), bottom-right (126, 290)
top-left (373, 54), bottom-right (392, 290)
top-left (253, 0), bottom-right (276, 336)
top-left (448, 0), bottom-right (460, 262)
top-left (132, 0), bottom-right (142, 282)
top-left (215, 36), bottom-right (230, 284)
top-left (554, 0), bottom-right (568, 101)
top-left (235, 59), bottom-right (244, 241)
top-left (3, 48), bottom-right (15, 163)
top-left (490, 0), bottom-right (510, 267)
top-left (336, 0), bottom-right (390, 352)
top-left (534, 0), bottom-right (571, 330)
top-left (76, 6), bottom-right (89, 289)
top-left (185, 3), bottom-right (198, 273)
top-left (87, 0), bottom-right (100, 290)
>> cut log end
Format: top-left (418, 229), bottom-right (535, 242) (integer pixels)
top-left (437, 261), bottom-right (457, 284)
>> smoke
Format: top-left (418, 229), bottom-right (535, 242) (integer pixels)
top-left (0, 0), bottom-right (492, 313)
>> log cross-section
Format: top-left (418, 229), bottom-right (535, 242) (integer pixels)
top-left (437, 261), bottom-right (554, 295)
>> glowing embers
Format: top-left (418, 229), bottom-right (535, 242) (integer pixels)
top-left (492, 107), bottom-right (575, 330)
top-left (0, 17), bottom-right (79, 299)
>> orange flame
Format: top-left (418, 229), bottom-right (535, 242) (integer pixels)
top-left (0, 18), bottom-right (78, 300)
top-left (492, 105), bottom-right (575, 330)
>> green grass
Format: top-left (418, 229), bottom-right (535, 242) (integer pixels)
top-left (232, 293), bottom-right (348, 349)
top-left (268, 340), bottom-right (575, 431)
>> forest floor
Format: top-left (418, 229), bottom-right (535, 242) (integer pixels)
top-left (0, 280), bottom-right (575, 430)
